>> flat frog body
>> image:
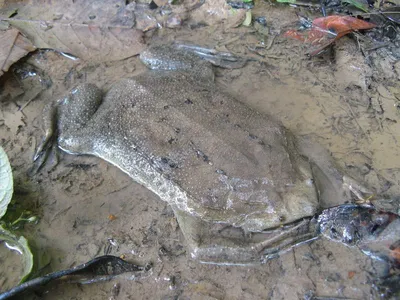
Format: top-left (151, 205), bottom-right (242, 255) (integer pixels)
top-left (35, 44), bottom-right (367, 264)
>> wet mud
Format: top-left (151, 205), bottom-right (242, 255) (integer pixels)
top-left (0, 2), bottom-right (399, 299)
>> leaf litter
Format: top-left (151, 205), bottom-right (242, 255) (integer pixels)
top-left (284, 15), bottom-right (376, 55)
top-left (0, 28), bottom-right (36, 76)
top-left (0, 0), bottom-right (146, 63)
top-left (0, 146), bottom-right (34, 287)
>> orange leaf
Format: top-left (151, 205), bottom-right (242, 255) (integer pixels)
top-left (313, 16), bottom-right (376, 39)
top-left (284, 16), bottom-right (376, 56)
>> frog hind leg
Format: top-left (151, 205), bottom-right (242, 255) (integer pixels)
top-left (296, 136), bottom-right (374, 208)
top-left (33, 84), bottom-right (103, 167)
top-left (173, 207), bottom-right (318, 265)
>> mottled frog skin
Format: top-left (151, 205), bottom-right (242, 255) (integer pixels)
top-left (36, 44), bottom-right (361, 264)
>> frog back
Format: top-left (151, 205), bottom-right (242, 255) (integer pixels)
top-left (97, 75), bottom-right (319, 231)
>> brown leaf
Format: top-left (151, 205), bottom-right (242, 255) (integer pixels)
top-left (1, 0), bottom-right (145, 63)
top-left (7, 19), bottom-right (145, 62)
top-left (0, 28), bottom-right (36, 76)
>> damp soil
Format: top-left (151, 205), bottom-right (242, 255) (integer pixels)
top-left (1, 3), bottom-right (400, 300)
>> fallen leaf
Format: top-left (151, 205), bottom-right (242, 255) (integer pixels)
top-left (0, 0), bottom-right (146, 63)
top-left (6, 19), bottom-right (145, 63)
top-left (284, 16), bottom-right (376, 55)
top-left (0, 28), bottom-right (36, 76)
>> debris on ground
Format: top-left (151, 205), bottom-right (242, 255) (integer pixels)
top-left (0, 0), bottom-right (399, 299)
top-left (0, 28), bottom-right (35, 76)
top-left (0, 255), bottom-right (151, 300)
top-left (284, 15), bottom-right (376, 55)
top-left (0, 0), bottom-right (146, 63)
top-left (0, 146), bottom-right (34, 286)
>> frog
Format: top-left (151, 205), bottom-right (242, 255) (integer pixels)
top-left (34, 43), bottom-right (370, 265)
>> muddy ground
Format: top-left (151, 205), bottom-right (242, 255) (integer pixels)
top-left (1, 1), bottom-right (400, 299)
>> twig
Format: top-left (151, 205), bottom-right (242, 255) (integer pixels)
top-left (266, 34), bottom-right (277, 50)
top-left (365, 42), bottom-right (391, 51)
top-left (50, 205), bottom-right (72, 223)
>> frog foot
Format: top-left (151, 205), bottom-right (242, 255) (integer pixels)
top-left (32, 96), bottom-right (64, 172)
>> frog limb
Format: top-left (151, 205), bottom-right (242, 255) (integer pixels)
top-left (296, 136), bottom-right (373, 208)
top-left (33, 98), bottom-right (62, 162)
top-left (34, 84), bottom-right (103, 164)
top-left (173, 42), bottom-right (248, 69)
top-left (173, 207), bottom-right (318, 265)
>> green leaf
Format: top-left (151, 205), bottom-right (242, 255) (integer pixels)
top-left (341, 0), bottom-right (369, 12)
top-left (0, 146), bottom-right (13, 219)
top-left (0, 225), bottom-right (34, 283)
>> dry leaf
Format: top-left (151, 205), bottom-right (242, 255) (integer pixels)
top-left (1, 0), bottom-right (146, 63)
top-left (7, 19), bottom-right (145, 63)
top-left (0, 28), bottom-right (36, 76)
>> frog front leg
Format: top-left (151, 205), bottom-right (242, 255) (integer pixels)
top-left (34, 84), bottom-right (103, 166)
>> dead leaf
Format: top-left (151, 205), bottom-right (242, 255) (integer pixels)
top-left (6, 19), bottom-right (145, 63)
top-left (0, 28), bottom-right (36, 76)
top-left (284, 16), bottom-right (376, 55)
top-left (1, 0), bottom-right (146, 63)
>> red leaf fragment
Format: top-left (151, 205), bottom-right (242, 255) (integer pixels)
top-left (284, 15), bottom-right (376, 55)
